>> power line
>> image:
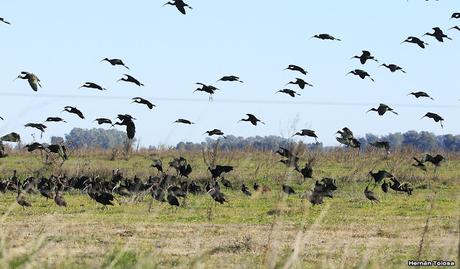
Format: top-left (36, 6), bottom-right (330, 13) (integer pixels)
top-left (0, 92), bottom-right (459, 109)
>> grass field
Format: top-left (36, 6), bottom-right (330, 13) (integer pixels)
top-left (0, 149), bottom-right (459, 268)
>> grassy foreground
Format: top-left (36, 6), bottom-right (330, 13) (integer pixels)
top-left (0, 150), bottom-right (459, 268)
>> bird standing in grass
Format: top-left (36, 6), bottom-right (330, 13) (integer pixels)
top-left (364, 186), bottom-right (379, 203)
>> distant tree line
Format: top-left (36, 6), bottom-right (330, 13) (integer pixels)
top-left (62, 128), bottom-right (134, 150)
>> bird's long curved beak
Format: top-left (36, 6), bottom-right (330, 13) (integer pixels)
top-left (400, 40), bottom-right (407, 44)
top-left (13, 76), bottom-right (20, 82)
top-left (345, 72), bottom-right (352, 76)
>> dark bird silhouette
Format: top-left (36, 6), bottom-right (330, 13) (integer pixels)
top-left (25, 123), bottom-right (46, 138)
top-left (63, 106), bottom-right (85, 119)
top-left (208, 188), bottom-right (226, 204)
top-left (47, 144), bottom-right (68, 161)
top-left (312, 33), bottom-right (341, 41)
top-left (80, 82), bottom-right (106, 91)
top-left (380, 64), bottom-right (406, 73)
top-left (239, 114), bottom-right (265, 126)
top-left (209, 165), bottom-right (233, 179)
top-left (295, 158), bottom-right (314, 179)
top-left (253, 182), bottom-right (260, 191)
top-left (369, 141), bottom-right (390, 152)
top-left (132, 97), bottom-right (155, 109)
top-left (336, 127), bottom-right (360, 148)
top-left (412, 157), bottom-right (427, 171)
top-left (167, 192), bottom-right (180, 207)
top-left (421, 112), bottom-right (444, 128)
top-left (423, 27), bottom-right (452, 42)
top-left (381, 181), bottom-right (389, 193)
top-left (163, 0), bottom-right (193, 15)
top-left (402, 36), bottom-right (428, 49)
top-left (282, 184), bottom-right (295, 195)
top-left (286, 78), bottom-right (313, 89)
top-left (113, 114), bottom-right (136, 139)
top-left (452, 13), bottom-right (460, 19)
top-left (1, 132), bottom-right (21, 142)
top-left (118, 74), bottom-right (144, 86)
top-left (364, 186), bottom-right (379, 203)
top-left (367, 104), bottom-right (398, 116)
top-left (284, 65), bottom-right (307, 75)
top-left (275, 147), bottom-right (299, 161)
top-left (54, 189), bottom-right (67, 207)
top-left (347, 69), bottom-right (374, 82)
top-left (101, 58), bottom-right (129, 69)
top-left (369, 170), bottom-right (393, 183)
top-left (151, 159), bottom-right (163, 173)
top-left (204, 129), bottom-right (225, 137)
top-left (0, 17), bottom-right (11, 25)
top-left (276, 89), bottom-right (300, 97)
top-left (241, 184), bottom-right (252, 196)
top-left (45, 117), bottom-right (66, 123)
top-left (217, 75), bottom-right (243, 83)
top-left (408, 91), bottom-right (434, 100)
top-left (351, 50), bottom-right (378, 64)
top-left (174, 118), bottom-right (194, 125)
top-left (25, 142), bottom-right (45, 152)
top-left (449, 26), bottom-right (460, 31)
top-left (16, 182), bottom-right (32, 208)
top-left (292, 129), bottom-right (318, 142)
top-left (84, 183), bottom-right (116, 208)
top-left (423, 154), bottom-right (445, 167)
top-left (16, 72), bottom-right (41, 91)
top-left (94, 118), bottom-right (112, 125)
top-left (194, 83), bottom-right (219, 101)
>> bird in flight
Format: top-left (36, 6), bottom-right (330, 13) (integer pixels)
top-left (45, 117), bottom-right (66, 123)
top-left (94, 118), bottom-right (113, 125)
top-left (276, 89), bottom-right (300, 98)
top-left (163, 0), bottom-right (192, 15)
top-left (286, 78), bottom-right (313, 89)
top-left (113, 114), bottom-right (136, 139)
top-left (347, 69), bottom-right (374, 82)
top-left (408, 91), bottom-right (434, 100)
top-left (101, 58), bottom-right (129, 69)
top-left (239, 114), bottom-right (265, 126)
top-left (15, 72), bottom-right (41, 91)
top-left (284, 65), bottom-right (307, 75)
top-left (217, 75), bottom-right (243, 83)
top-left (131, 97), bottom-right (155, 109)
top-left (423, 27), bottom-right (452, 42)
top-left (451, 12), bottom-right (460, 19)
top-left (62, 106), bottom-right (85, 119)
top-left (118, 74), bottom-right (144, 87)
top-left (80, 82), bottom-right (107, 91)
top-left (449, 26), bottom-right (460, 31)
top-left (402, 36), bottom-right (428, 49)
top-left (311, 33), bottom-right (341, 41)
top-left (292, 129), bottom-right (318, 142)
top-left (367, 104), bottom-right (398, 116)
top-left (194, 83), bottom-right (219, 101)
top-left (204, 129), bottom-right (225, 137)
top-left (380, 64), bottom-right (406, 73)
top-left (421, 112), bottom-right (444, 128)
top-left (174, 119), bottom-right (194, 125)
top-left (0, 17), bottom-right (11, 25)
top-left (351, 50), bottom-right (378, 65)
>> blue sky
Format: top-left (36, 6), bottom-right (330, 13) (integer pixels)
top-left (0, 1), bottom-right (459, 147)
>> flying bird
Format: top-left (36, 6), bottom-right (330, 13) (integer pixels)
top-left (276, 89), bottom-right (300, 98)
top-left (101, 58), bottom-right (129, 69)
top-left (174, 119), bottom-right (194, 125)
top-left (423, 27), bottom-right (452, 42)
top-left (113, 114), bottom-right (136, 139)
top-left (347, 69), bottom-right (374, 82)
top-left (131, 97), bottom-right (155, 109)
top-left (367, 104), bottom-right (398, 116)
top-left (45, 117), bottom-right (66, 123)
top-left (194, 83), bottom-right (219, 101)
top-left (163, 0), bottom-right (193, 15)
top-left (421, 112), bottom-right (444, 128)
top-left (452, 12), bottom-right (460, 19)
top-left (402, 36), bottom-right (428, 49)
top-left (217, 75), bottom-right (243, 83)
top-left (15, 72), bottom-right (41, 91)
top-left (284, 65), bottom-right (307, 75)
top-left (369, 170), bottom-right (393, 183)
top-left (292, 129), bottom-right (318, 142)
top-left (286, 78), bottom-right (313, 89)
top-left (25, 123), bottom-right (47, 137)
top-left (408, 91), bottom-right (434, 100)
top-left (118, 74), bottom-right (144, 87)
top-left (239, 114), bottom-right (265, 126)
top-left (62, 106), bottom-right (85, 119)
top-left (412, 157), bottom-right (427, 171)
top-left (351, 50), bottom-right (378, 64)
top-left (449, 26), bottom-right (460, 31)
top-left (0, 132), bottom-right (21, 142)
top-left (79, 82), bottom-right (106, 91)
top-left (204, 129), bottom-right (225, 137)
top-left (311, 33), bottom-right (341, 41)
top-left (380, 64), bottom-right (406, 73)
top-left (94, 118), bottom-right (113, 125)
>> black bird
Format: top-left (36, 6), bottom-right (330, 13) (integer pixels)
top-left (220, 177), bottom-right (232, 188)
top-left (347, 69), bottom-right (374, 82)
top-left (16, 182), bottom-right (32, 209)
top-left (452, 12), bottom-right (460, 19)
top-left (118, 74), bottom-right (144, 87)
top-left (0, 17), bottom-right (11, 25)
top-left (113, 114), bottom-right (136, 139)
top-left (408, 91), bottom-right (434, 100)
top-left (286, 78), bottom-right (313, 89)
top-left (276, 89), bottom-right (300, 98)
top-left (367, 104), bottom-right (398, 116)
top-left (151, 159), bottom-right (163, 173)
top-left (209, 165), bottom-right (233, 179)
top-left (421, 112), bottom-right (444, 128)
top-left (282, 184), bottom-right (295, 195)
top-left (80, 82), bottom-right (106, 91)
top-left (25, 142), bottom-right (45, 152)
top-left (381, 181), bottom-right (389, 193)
top-left (174, 119), bottom-right (194, 125)
top-left (369, 141), bottom-right (390, 152)
top-left (336, 127), bottom-right (360, 148)
top-left (47, 144), bottom-right (68, 161)
top-left (0, 132), bottom-right (21, 142)
top-left (45, 117), bottom-right (66, 123)
top-left (412, 157), bottom-right (427, 171)
top-left (25, 123), bottom-right (46, 138)
top-left (63, 106), bottom-right (85, 119)
top-left (239, 114), bottom-right (265, 126)
top-left (84, 183), bottom-right (116, 208)
top-left (163, 0), bottom-right (193, 15)
top-left (94, 118), bottom-right (113, 125)
top-left (217, 75), bottom-right (243, 83)
top-left (132, 97), bottom-right (155, 109)
top-left (54, 189), bottom-right (67, 207)
top-left (364, 186), bottom-right (379, 203)
top-left (449, 26), bottom-right (460, 31)
top-left (275, 147), bottom-right (298, 161)
top-left (204, 129), bottom-right (225, 137)
top-left (16, 72), bottom-right (41, 91)
top-left (195, 83), bottom-right (219, 100)
top-left (402, 36), bottom-right (428, 49)
top-left (351, 50), bottom-right (378, 65)
top-left (312, 33), bottom-right (341, 41)
top-left (167, 192), bottom-right (180, 208)
top-left (241, 184), bottom-right (252, 196)
top-left (380, 64), bottom-right (406, 73)
top-left (208, 188), bottom-right (226, 204)
top-left (369, 170), bottom-right (393, 183)
top-left (295, 158), bottom-right (314, 179)
top-left (101, 58), bottom-right (129, 69)
top-left (284, 65), bottom-right (307, 75)
top-left (423, 27), bottom-right (452, 42)
top-left (423, 154), bottom-right (445, 167)
top-left (292, 129), bottom-right (318, 142)
top-left (253, 182), bottom-right (260, 191)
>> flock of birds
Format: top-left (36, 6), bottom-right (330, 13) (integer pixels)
top-left (0, 5), bottom-right (456, 209)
